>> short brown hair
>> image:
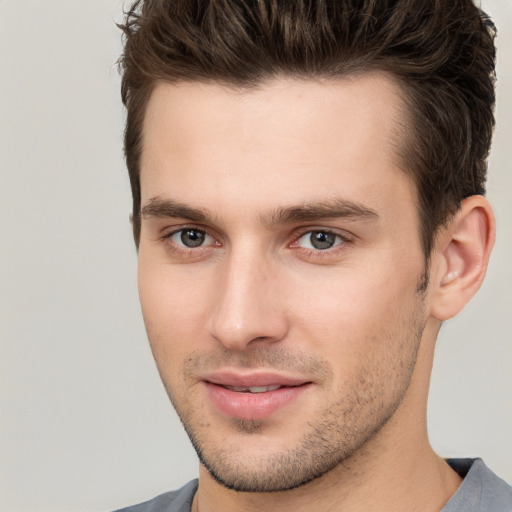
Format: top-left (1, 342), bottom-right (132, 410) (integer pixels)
top-left (118, 0), bottom-right (496, 256)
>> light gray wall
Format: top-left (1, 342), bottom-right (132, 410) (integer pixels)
top-left (0, 1), bottom-right (510, 511)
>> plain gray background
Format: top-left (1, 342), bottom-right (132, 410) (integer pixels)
top-left (0, 1), bottom-right (510, 511)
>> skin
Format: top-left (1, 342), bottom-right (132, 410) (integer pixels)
top-left (137, 75), bottom-right (494, 512)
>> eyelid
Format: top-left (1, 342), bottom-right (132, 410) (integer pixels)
top-left (290, 227), bottom-right (352, 244)
top-left (296, 231), bottom-right (343, 249)
top-left (158, 223), bottom-right (352, 261)
top-left (160, 225), bottom-right (222, 258)
top-left (287, 227), bottom-right (353, 261)
top-left (161, 223), bottom-right (219, 241)
top-left (168, 227), bottom-right (214, 248)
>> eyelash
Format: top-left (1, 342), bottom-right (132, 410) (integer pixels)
top-left (290, 230), bottom-right (347, 255)
top-left (161, 227), bottom-right (218, 258)
top-left (160, 226), bottom-right (350, 259)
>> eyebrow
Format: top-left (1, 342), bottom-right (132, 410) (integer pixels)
top-left (264, 199), bottom-right (379, 226)
top-left (140, 197), bottom-right (212, 223)
top-left (140, 197), bottom-right (379, 226)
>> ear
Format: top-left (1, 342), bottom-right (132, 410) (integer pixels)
top-left (429, 195), bottom-right (495, 321)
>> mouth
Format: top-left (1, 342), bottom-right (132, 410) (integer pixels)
top-left (220, 384), bottom-right (289, 393)
top-left (201, 372), bottom-right (312, 420)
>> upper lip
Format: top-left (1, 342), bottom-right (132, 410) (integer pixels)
top-left (202, 371), bottom-right (311, 388)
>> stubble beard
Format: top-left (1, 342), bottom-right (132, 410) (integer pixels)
top-left (160, 296), bottom-right (426, 493)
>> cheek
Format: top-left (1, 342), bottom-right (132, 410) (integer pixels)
top-left (137, 257), bottom-right (213, 359)
top-left (292, 267), bottom-right (415, 322)
top-left (285, 260), bottom-right (423, 361)
top-left (292, 275), bottom-right (424, 404)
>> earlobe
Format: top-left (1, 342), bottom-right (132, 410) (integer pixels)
top-left (429, 196), bottom-right (495, 321)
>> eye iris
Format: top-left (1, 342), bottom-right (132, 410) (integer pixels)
top-left (310, 231), bottom-right (336, 250)
top-left (181, 229), bottom-right (205, 248)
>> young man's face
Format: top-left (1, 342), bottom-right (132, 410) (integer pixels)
top-left (137, 75), bottom-right (434, 492)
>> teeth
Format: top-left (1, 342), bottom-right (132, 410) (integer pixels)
top-left (225, 385), bottom-right (281, 393)
top-left (249, 385), bottom-right (281, 393)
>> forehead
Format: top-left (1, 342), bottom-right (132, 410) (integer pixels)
top-left (140, 74), bottom-right (413, 220)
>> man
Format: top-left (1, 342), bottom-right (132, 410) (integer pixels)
top-left (115, 0), bottom-right (512, 511)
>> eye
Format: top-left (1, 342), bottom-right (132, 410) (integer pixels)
top-left (295, 230), bottom-right (344, 250)
top-left (169, 228), bottom-right (213, 248)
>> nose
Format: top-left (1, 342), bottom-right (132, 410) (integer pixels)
top-left (207, 250), bottom-right (289, 351)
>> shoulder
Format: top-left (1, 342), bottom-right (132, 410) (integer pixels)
top-left (112, 479), bottom-right (198, 512)
top-left (443, 458), bottom-right (512, 512)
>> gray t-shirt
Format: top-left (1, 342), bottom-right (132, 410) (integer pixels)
top-left (114, 458), bottom-right (512, 512)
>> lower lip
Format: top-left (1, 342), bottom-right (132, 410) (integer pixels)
top-left (204, 382), bottom-right (311, 421)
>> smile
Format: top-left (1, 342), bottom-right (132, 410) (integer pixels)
top-left (202, 373), bottom-right (312, 421)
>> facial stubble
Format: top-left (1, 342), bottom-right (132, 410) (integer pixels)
top-left (159, 293), bottom-right (426, 493)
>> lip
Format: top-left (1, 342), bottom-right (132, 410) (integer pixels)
top-left (202, 371), bottom-right (312, 421)
top-left (204, 371), bottom-right (310, 388)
